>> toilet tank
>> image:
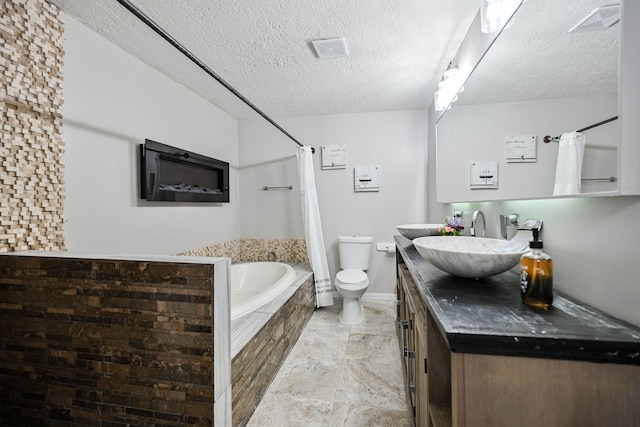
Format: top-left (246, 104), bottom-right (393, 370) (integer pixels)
top-left (338, 236), bottom-right (373, 270)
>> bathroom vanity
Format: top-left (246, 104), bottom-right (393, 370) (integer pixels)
top-left (394, 235), bottom-right (640, 427)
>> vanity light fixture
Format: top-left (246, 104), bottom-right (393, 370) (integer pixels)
top-left (480, 0), bottom-right (522, 33)
top-left (434, 62), bottom-right (464, 111)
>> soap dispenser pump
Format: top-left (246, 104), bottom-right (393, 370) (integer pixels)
top-left (520, 228), bottom-right (553, 309)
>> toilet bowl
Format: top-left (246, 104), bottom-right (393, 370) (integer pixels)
top-left (335, 236), bottom-right (373, 325)
top-left (335, 269), bottom-right (369, 324)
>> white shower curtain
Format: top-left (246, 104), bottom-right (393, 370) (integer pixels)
top-left (553, 131), bottom-right (586, 196)
top-left (296, 146), bottom-right (334, 308)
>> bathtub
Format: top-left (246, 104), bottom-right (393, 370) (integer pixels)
top-left (230, 262), bottom-right (296, 320)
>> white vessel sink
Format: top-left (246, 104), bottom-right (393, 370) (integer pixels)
top-left (412, 236), bottom-right (526, 278)
top-left (396, 224), bottom-right (442, 240)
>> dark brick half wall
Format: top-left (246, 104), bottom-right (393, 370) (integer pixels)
top-left (0, 254), bottom-right (217, 426)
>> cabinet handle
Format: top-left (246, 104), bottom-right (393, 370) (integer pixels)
top-left (404, 348), bottom-right (416, 358)
top-left (399, 321), bottom-right (408, 355)
top-left (424, 358), bottom-right (428, 374)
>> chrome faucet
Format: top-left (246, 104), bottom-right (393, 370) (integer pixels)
top-left (268, 251), bottom-right (277, 262)
top-left (470, 210), bottom-right (486, 237)
top-left (518, 219), bottom-right (543, 233)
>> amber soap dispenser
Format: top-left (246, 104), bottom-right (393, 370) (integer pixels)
top-left (520, 229), bottom-right (553, 309)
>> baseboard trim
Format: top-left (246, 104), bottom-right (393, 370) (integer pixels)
top-left (330, 291), bottom-right (398, 302)
top-left (362, 292), bottom-right (397, 302)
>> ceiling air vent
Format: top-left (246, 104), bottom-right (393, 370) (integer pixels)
top-left (569, 4), bottom-right (620, 33)
top-left (310, 37), bottom-right (348, 59)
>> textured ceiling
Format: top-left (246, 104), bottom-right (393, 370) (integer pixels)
top-left (48, 0), bottom-right (479, 119)
top-left (458, 0), bottom-right (619, 105)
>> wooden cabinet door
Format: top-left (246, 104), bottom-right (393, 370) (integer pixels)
top-left (452, 353), bottom-right (640, 427)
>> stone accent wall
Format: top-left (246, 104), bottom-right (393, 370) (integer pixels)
top-left (239, 239), bottom-right (308, 263)
top-left (0, 254), bottom-right (217, 426)
top-left (231, 275), bottom-right (315, 427)
top-left (180, 238), bottom-right (308, 263)
top-left (0, 0), bottom-right (65, 253)
top-left (180, 240), bottom-right (241, 261)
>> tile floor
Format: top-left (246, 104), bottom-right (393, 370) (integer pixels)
top-left (246, 299), bottom-right (411, 427)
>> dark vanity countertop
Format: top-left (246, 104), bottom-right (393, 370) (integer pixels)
top-left (395, 235), bottom-right (640, 365)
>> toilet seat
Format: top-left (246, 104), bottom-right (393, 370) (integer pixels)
top-left (335, 269), bottom-right (369, 289)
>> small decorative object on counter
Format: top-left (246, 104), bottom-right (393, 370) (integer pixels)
top-left (439, 216), bottom-right (464, 236)
top-left (520, 229), bottom-right (553, 309)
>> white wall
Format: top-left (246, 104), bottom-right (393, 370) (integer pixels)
top-left (63, 17), bottom-right (240, 254)
top-left (437, 94), bottom-right (618, 202)
top-left (62, 17), bottom-right (430, 297)
top-left (239, 110), bottom-right (429, 295)
top-left (237, 119), bottom-right (304, 239)
top-left (428, 1), bottom-right (640, 327)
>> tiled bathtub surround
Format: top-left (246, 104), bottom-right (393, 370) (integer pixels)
top-left (230, 264), bottom-right (314, 357)
top-left (0, 252), bottom-right (231, 426)
top-left (181, 242), bottom-right (315, 425)
top-left (0, 0), bottom-right (66, 253)
top-left (180, 238), bottom-right (308, 263)
top-left (231, 265), bottom-right (315, 427)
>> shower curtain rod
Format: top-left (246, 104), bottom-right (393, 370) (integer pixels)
top-left (544, 116), bottom-right (618, 143)
top-left (115, 0), bottom-right (308, 151)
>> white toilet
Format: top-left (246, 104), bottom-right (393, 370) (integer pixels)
top-left (335, 235), bottom-right (373, 324)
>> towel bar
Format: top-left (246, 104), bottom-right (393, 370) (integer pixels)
top-left (261, 186), bottom-right (293, 190)
top-left (581, 177), bottom-right (617, 182)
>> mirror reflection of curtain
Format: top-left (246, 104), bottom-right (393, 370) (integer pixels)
top-left (296, 146), bottom-right (333, 307)
top-left (553, 132), bottom-right (586, 196)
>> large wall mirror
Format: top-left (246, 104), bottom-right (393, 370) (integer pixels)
top-left (436, 0), bottom-right (621, 203)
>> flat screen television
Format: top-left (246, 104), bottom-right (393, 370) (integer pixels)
top-left (139, 139), bottom-right (230, 203)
